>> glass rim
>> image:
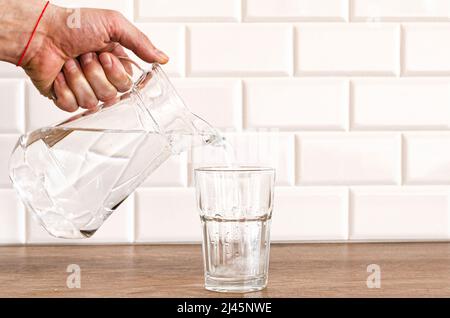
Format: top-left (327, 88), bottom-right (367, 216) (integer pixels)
top-left (195, 166), bottom-right (275, 173)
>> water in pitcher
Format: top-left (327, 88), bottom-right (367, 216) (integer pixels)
top-left (10, 126), bottom-right (225, 238)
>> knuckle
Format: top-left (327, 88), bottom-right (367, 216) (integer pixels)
top-left (105, 10), bottom-right (125, 32)
top-left (85, 98), bottom-right (99, 109)
top-left (97, 89), bottom-right (117, 101)
top-left (117, 81), bottom-right (132, 93)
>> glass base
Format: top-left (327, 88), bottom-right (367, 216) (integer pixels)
top-left (205, 275), bottom-right (267, 293)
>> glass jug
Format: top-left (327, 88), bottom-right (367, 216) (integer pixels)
top-left (9, 60), bottom-right (221, 239)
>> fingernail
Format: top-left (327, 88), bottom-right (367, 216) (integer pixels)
top-left (99, 53), bottom-right (112, 68)
top-left (64, 59), bottom-right (78, 72)
top-left (154, 49), bottom-right (169, 63)
top-left (81, 53), bottom-right (93, 65)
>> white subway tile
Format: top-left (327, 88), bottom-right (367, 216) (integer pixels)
top-left (0, 79), bottom-right (24, 133)
top-left (272, 187), bottom-right (348, 241)
top-left (26, 82), bottom-right (81, 132)
top-left (142, 153), bottom-right (188, 187)
top-left (190, 132), bottom-right (296, 186)
top-left (0, 190), bottom-right (25, 244)
top-left (352, 79), bottom-right (450, 129)
top-left (173, 79), bottom-right (242, 129)
top-left (295, 24), bottom-right (400, 75)
top-left (26, 195), bottom-right (135, 244)
top-left (0, 62), bottom-right (26, 77)
top-left (134, 24), bottom-right (185, 77)
top-left (350, 187), bottom-right (450, 240)
top-left (296, 133), bottom-right (401, 185)
top-left (352, 0), bottom-right (450, 21)
top-left (244, 79), bottom-right (348, 130)
top-left (404, 24), bottom-right (450, 75)
top-left (245, 0), bottom-right (348, 21)
top-left (136, 0), bottom-right (241, 22)
top-left (0, 135), bottom-right (19, 188)
top-left (135, 188), bottom-right (201, 242)
top-left (404, 133), bottom-right (450, 184)
top-left (229, 133), bottom-right (295, 186)
top-left (52, 0), bottom-right (133, 19)
top-left (188, 24), bottom-right (293, 76)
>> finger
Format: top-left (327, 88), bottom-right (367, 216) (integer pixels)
top-left (53, 72), bottom-right (78, 112)
top-left (111, 45), bottom-right (133, 75)
top-left (63, 59), bottom-right (99, 109)
top-left (98, 52), bottom-right (133, 92)
top-left (80, 53), bottom-right (117, 102)
top-left (107, 11), bottom-right (169, 64)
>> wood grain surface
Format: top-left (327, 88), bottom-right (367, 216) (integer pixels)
top-left (0, 243), bottom-right (449, 297)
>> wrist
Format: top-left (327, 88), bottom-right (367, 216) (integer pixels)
top-left (0, 0), bottom-right (53, 65)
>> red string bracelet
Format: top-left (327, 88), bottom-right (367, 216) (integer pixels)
top-left (17, 1), bottom-right (50, 67)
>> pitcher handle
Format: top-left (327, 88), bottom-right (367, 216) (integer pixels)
top-left (50, 56), bottom-right (151, 101)
top-left (117, 56), bottom-right (159, 94)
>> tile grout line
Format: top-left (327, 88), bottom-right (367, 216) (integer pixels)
top-left (347, 188), bottom-right (353, 240)
top-left (184, 25), bottom-right (191, 77)
top-left (130, 193), bottom-right (136, 243)
top-left (292, 24), bottom-right (296, 77)
top-left (348, 80), bottom-right (353, 132)
top-left (294, 134), bottom-right (300, 185)
top-left (22, 80), bottom-right (27, 134)
top-left (347, 0), bottom-right (353, 23)
top-left (399, 23), bottom-right (405, 77)
top-left (133, 192), bottom-right (139, 243)
top-left (132, 0), bottom-right (138, 23)
top-left (400, 133), bottom-right (406, 186)
top-left (240, 79), bottom-right (246, 131)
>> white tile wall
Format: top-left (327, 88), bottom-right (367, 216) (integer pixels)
top-left (244, 79), bottom-right (348, 130)
top-left (0, 63), bottom-right (26, 78)
top-left (134, 24), bottom-right (186, 77)
top-left (404, 133), bottom-right (450, 185)
top-left (190, 132), bottom-right (296, 186)
top-left (350, 187), bottom-right (450, 240)
top-left (0, 80), bottom-right (24, 133)
top-left (295, 24), bottom-right (400, 75)
top-left (352, 0), bottom-right (450, 22)
top-left (173, 78), bottom-right (242, 129)
top-left (272, 187), bottom-right (348, 241)
top-left (0, 190), bottom-right (25, 244)
top-left (0, 135), bottom-right (19, 188)
top-left (244, 0), bottom-right (349, 22)
top-left (403, 24), bottom-right (450, 75)
top-left (188, 24), bottom-right (293, 76)
top-left (136, 0), bottom-right (241, 22)
top-left (53, 0), bottom-right (133, 19)
top-left (352, 79), bottom-right (450, 130)
top-left (296, 133), bottom-right (401, 185)
top-left (1, 0), bottom-right (450, 244)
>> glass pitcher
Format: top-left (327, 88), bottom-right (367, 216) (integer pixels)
top-left (9, 59), bottom-right (221, 239)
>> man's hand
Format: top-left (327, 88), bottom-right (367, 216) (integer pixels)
top-left (0, 1), bottom-right (168, 112)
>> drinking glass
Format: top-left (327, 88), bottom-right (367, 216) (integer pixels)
top-left (195, 166), bottom-right (275, 293)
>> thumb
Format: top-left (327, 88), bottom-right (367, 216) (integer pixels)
top-left (107, 12), bottom-right (169, 64)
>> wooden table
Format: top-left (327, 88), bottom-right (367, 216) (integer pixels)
top-left (0, 243), bottom-right (449, 297)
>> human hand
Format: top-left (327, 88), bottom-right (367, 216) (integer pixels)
top-left (1, 1), bottom-right (168, 112)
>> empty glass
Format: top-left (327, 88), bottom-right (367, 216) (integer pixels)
top-left (9, 60), bottom-right (221, 239)
top-left (195, 167), bottom-right (275, 293)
